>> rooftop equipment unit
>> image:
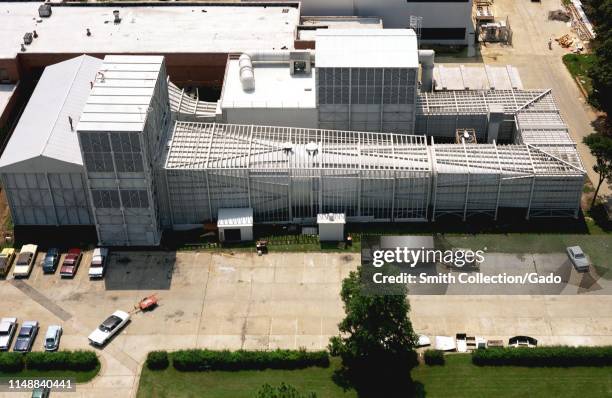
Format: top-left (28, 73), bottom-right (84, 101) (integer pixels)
top-left (456, 128), bottom-right (477, 144)
top-left (38, 4), bottom-right (52, 18)
top-left (113, 10), bottom-right (121, 24)
top-left (23, 33), bottom-right (33, 45)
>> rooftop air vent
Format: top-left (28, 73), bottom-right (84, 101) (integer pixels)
top-left (38, 4), bottom-right (52, 18)
top-left (113, 10), bottom-right (121, 24)
top-left (305, 142), bottom-right (318, 156)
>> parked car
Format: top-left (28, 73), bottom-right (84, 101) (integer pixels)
top-left (0, 317), bottom-right (17, 350)
top-left (566, 246), bottom-right (591, 272)
top-left (31, 387), bottom-right (50, 398)
top-left (13, 320), bottom-right (38, 352)
top-left (44, 325), bottom-right (62, 351)
top-left (42, 248), bottom-right (60, 273)
top-left (88, 248), bottom-right (109, 279)
top-left (0, 248), bottom-right (16, 277)
top-left (88, 310), bottom-right (130, 346)
top-left (13, 244), bottom-right (38, 278)
top-left (60, 248), bottom-right (82, 278)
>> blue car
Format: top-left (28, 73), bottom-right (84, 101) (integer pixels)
top-left (42, 249), bottom-right (60, 273)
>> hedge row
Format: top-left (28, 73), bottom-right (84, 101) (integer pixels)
top-left (146, 351), bottom-right (169, 370)
top-left (0, 351), bottom-right (99, 372)
top-left (423, 349), bottom-right (445, 366)
top-left (472, 346), bottom-right (612, 367)
top-left (170, 349), bottom-right (329, 371)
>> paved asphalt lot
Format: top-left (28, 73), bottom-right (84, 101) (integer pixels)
top-left (1, 249), bottom-right (612, 397)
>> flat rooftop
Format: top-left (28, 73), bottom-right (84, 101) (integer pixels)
top-left (298, 16), bottom-right (382, 41)
top-left (434, 64), bottom-right (523, 91)
top-left (0, 3), bottom-right (300, 58)
top-left (315, 29), bottom-right (419, 69)
top-left (78, 55), bottom-right (163, 133)
top-left (221, 59), bottom-right (316, 109)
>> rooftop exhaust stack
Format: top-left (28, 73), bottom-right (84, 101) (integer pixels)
top-left (238, 51), bottom-right (315, 91)
top-left (418, 49), bottom-right (435, 92)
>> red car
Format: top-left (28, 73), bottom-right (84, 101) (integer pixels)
top-left (59, 249), bottom-right (82, 278)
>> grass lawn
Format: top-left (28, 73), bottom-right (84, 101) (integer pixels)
top-left (137, 358), bottom-right (354, 398)
top-left (137, 355), bottom-right (612, 398)
top-left (0, 364), bottom-right (100, 383)
top-left (562, 53), bottom-right (596, 96)
top-left (412, 354), bottom-right (612, 398)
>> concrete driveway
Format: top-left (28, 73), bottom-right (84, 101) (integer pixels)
top-left (1, 249), bottom-right (612, 398)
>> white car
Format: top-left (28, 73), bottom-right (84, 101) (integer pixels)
top-left (88, 248), bottom-right (109, 279)
top-left (566, 246), bottom-right (591, 272)
top-left (88, 310), bottom-right (130, 346)
top-left (0, 317), bottom-right (17, 350)
top-left (13, 244), bottom-right (37, 277)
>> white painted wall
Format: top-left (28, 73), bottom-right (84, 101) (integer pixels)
top-left (300, 0), bottom-right (472, 43)
top-left (219, 226), bottom-right (253, 242)
top-left (224, 108), bottom-right (319, 129)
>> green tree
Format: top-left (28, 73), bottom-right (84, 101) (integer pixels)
top-left (256, 383), bottom-right (316, 398)
top-left (583, 133), bottom-right (612, 206)
top-left (329, 267), bottom-right (418, 396)
top-left (586, 0), bottom-right (612, 118)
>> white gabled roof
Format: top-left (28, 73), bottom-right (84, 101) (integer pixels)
top-left (315, 29), bottom-right (419, 69)
top-left (217, 208), bottom-right (254, 228)
top-left (0, 55), bottom-right (102, 169)
top-left (77, 55), bottom-right (163, 133)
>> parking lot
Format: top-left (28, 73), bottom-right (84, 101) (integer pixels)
top-left (2, 249), bottom-right (612, 397)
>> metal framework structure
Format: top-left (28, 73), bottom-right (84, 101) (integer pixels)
top-left (161, 121), bottom-right (584, 226)
top-left (431, 140), bottom-right (584, 220)
top-left (163, 122), bottom-right (432, 225)
top-left (415, 89), bottom-right (559, 142)
top-left (168, 80), bottom-right (217, 122)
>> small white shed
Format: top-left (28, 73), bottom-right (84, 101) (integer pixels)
top-left (217, 208), bottom-right (254, 242)
top-left (317, 213), bottom-right (346, 242)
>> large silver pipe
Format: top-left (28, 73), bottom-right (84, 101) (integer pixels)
top-left (418, 49), bottom-right (435, 92)
top-left (239, 51), bottom-right (315, 91)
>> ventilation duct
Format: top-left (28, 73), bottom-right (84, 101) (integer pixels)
top-left (418, 49), bottom-right (435, 92)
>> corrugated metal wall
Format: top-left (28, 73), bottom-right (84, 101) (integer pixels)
top-left (1, 172), bottom-right (92, 225)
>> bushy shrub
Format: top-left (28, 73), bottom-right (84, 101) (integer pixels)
top-left (0, 352), bottom-right (25, 372)
top-left (171, 349), bottom-right (329, 371)
top-left (257, 382), bottom-right (317, 398)
top-left (25, 351), bottom-right (99, 371)
top-left (472, 346), bottom-right (612, 367)
top-left (146, 351), bottom-right (169, 370)
top-left (423, 349), bottom-right (445, 366)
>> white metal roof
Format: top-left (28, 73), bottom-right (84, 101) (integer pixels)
top-left (221, 60), bottom-right (316, 109)
top-left (165, 122), bottom-right (431, 171)
top-left (77, 55), bottom-right (162, 132)
top-left (315, 29), bottom-right (419, 68)
top-left (0, 55), bottom-right (102, 169)
top-left (217, 208), bottom-right (254, 228)
top-left (317, 213), bottom-right (346, 224)
top-left (0, 3), bottom-right (300, 58)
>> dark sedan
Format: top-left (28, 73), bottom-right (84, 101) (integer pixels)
top-left (13, 320), bottom-right (38, 352)
top-left (42, 248), bottom-right (60, 273)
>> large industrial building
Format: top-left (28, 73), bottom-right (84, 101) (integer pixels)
top-left (299, 0), bottom-right (474, 44)
top-left (0, 27), bottom-right (586, 246)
